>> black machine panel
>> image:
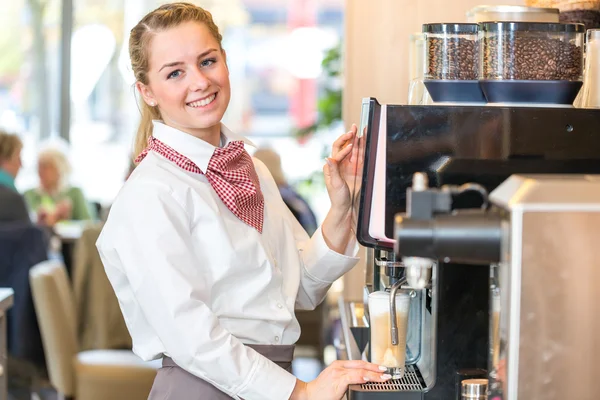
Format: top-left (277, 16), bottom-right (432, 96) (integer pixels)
top-left (352, 98), bottom-right (600, 249)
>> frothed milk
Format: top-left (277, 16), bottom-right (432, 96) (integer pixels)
top-left (368, 291), bottom-right (410, 379)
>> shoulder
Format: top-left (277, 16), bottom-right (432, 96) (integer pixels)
top-left (23, 188), bottom-right (38, 198)
top-left (0, 185), bottom-right (23, 200)
top-left (126, 153), bottom-right (192, 195)
top-left (99, 172), bottom-right (182, 247)
top-left (66, 186), bottom-right (85, 198)
top-left (110, 154), bottom-right (192, 214)
top-left (98, 159), bottom-right (196, 251)
top-left (0, 187), bottom-right (29, 221)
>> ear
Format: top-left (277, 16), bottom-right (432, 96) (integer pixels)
top-left (136, 81), bottom-right (157, 107)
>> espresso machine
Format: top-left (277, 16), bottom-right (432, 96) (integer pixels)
top-left (393, 172), bottom-right (600, 400)
top-left (342, 97), bottom-right (600, 399)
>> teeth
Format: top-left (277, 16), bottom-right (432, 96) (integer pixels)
top-left (188, 94), bottom-right (216, 108)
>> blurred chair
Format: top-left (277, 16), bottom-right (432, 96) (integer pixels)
top-left (29, 260), bottom-right (158, 400)
top-left (73, 224), bottom-right (131, 351)
top-left (0, 221), bottom-right (48, 397)
top-left (0, 222), bottom-right (48, 364)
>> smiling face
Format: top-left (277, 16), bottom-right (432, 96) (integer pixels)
top-left (137, 21), bottom-right (230, 145)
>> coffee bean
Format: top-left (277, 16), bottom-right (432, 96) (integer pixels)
top-left (482, 35), bottom-right (582, 81)
top-left (426, 37), bottom-right (478, 80)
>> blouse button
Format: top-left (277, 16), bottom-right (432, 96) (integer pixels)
top-left (275, 336), bottom-right (280, 342)
top-left (277, 303), bottom-right (283, 309)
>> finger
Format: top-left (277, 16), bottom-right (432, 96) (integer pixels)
top-left (324, 157), bottom-right (345, 189)
top-left (361, 370), bottom-right (393, 383)
top-left (350, 135), bottom-right (359, 163)
top-left (344, 369), bottom-right (391, 385)
top-left (332, 134), bottom-right (353, 157)
top-left (331, 142), bottom-right (353, 163)
top-left (323, 160), bottom-right (335, 192)
top-left (339, 360), bottom-right (387, 373)
top-left (332, 124), bottom-right (357, 156)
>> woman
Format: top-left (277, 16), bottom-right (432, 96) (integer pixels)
top-left (97, 3), bottom-right (388, 400)
top-left (24, 148), bottom-right (95, 225)
top-left (0, 130), bottom-right (29, 222)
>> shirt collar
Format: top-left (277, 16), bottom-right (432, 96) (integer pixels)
top-left (151, 121), bottom-right (256, 173)
top-left (0, 168), bottom-right (16, 192)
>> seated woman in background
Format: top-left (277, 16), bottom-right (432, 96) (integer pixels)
top-left (0, 130), bottom-right (30, 222)
top-left (24, 148), bottom-right (96, 225)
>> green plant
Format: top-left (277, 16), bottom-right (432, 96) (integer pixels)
top-left (295, 43), bottom-right (343, 138)
top-left (292, 43), bottom-right (343, 209)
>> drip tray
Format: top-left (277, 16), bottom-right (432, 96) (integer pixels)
top-left (347, 365), bottom-right (426, 400)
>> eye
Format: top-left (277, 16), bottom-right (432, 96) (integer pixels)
top-left (167, 70), bottom-right (182, 79)
top-left (200, 58), bottom-right (216, 68)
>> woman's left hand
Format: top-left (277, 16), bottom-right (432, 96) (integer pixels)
top-left (323, 124), bottom-right (359, 215)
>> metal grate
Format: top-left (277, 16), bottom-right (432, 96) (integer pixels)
top-left (360, 365), bottom-right (423, 391)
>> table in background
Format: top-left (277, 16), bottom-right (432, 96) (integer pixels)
top-left (53, 221), bottom-right (89, 277)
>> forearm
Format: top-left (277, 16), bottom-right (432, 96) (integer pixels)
top-left (290, 379), bottom-right (308, 400)
top-left (321, 207), bottom-right (352, 254)
top-left (295, 223), bottom-right (360, 310)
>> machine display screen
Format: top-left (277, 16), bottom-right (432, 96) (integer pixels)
top-left (349, 99), bottom-right (370, 237)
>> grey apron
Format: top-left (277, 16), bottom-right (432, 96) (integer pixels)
top-left (147, 344), bottom-right (295, 400)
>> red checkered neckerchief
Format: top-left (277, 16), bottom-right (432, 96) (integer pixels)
top-left (135, 136), bottom-right (264, 233)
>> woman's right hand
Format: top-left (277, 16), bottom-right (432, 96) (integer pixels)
top-left (289, 360), bottom-right (391, 400)
top-left (37, 209), bottom-right (58, 227)
top-left (55, 199), bottom-right (72, 220)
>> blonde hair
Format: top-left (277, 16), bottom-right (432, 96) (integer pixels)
top-left (38, 148), bottom-right (71, 189)
top-left (253, 148), bottom-right (287, 187)
top-left (130, 2), bottom-right (224, 158)
top-left (0, 130), bottom-right (22, 164)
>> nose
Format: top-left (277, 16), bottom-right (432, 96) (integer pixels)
top-left (189, 66), bottom-right (210, 92)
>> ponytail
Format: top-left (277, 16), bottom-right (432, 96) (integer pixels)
top-left (133, 102), bottom-right (161, 162)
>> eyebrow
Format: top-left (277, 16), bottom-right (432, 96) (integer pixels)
top-left (158, 49), bottom-right (218, 72)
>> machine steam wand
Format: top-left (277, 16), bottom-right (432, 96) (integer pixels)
top-left (389, 277), bottom-right (407, 345)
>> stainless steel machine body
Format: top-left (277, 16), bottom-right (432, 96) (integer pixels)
top-left (488, 174), bottom-right (600, 400)
top-left (392, 174), bottom-right (600, 400)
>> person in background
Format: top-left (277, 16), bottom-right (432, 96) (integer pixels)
top-left (253, 148), bottom-right (318, 236)
top-left (97, 3), bottom-right (388, 400)
top-left (24, 148), bottom-right (95, 225)
top-left (0, 130), bottom-right (30, 222)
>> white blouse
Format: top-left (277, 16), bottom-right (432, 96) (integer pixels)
top-left (96, 121), bottom-right (360, 400)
